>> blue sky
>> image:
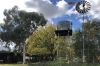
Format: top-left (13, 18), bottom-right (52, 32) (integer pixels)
top-left (0, 0), bottom-right (100, 30)
top-left (46, 0), bottom-right (87, 30)
top-left (25, 0), bottom-right (100, 30)
top-left (25, 0), bottom-right (83, 30)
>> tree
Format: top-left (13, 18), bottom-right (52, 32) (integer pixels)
top-left (83, 20), bottom-right (100, 62)
top-left (0, 6), bottom-right (47, 64)
top-left (72, 29), bottom-right (83, 57)
top-left (27, 25), bottom-right (57, 61)
top-left (27, 25), bottom-right (72, 61)
top-left (72, 20), bottom-right (100, 62)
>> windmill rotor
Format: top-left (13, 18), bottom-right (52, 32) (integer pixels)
top-left (68, 0), bottom-right (91, 14)
top-left (75, 0), bottom-right (91, 14)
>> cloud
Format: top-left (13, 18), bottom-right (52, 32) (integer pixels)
top-left (25, 0), bottom-right (69, 19)
top-left (0, 0), bottom-right (30, 23)
top-left (66, 5), bottom-right (78, 16)
top-left (84, 0), bottom-right (100, 19)
top-left (77, 0), bottom-right (100, 22)
top-left (1, 0), bottom-right (100, 25)
top-left (79, 18), bottom-right (89, 23)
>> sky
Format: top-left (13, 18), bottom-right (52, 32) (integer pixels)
top-left (0, 0), bottom-right (100, 51)
top-left (0, 0), bottom-right (100, 30)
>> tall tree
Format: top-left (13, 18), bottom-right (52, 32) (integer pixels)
top-left (0, 6), bottom-right (47, 64)
top-left (72, 20), bottom-right (100, 62)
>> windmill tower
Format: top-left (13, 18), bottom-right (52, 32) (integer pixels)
top-left (75, 0), bottom-right (91, 62)
top-left (68, 0), bottom-right (91, 63)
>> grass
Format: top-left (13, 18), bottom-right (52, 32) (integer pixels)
top-left (0, 60), bottom-right (100, 66)
top-left (0, 64), bottom-right (25, 66)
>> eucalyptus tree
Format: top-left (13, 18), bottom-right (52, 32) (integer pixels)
top-left (0, 6), bottom-right (47, 64)
top-left (72, 20), bottom-right (100, 62)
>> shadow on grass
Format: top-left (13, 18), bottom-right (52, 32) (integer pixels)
top-left (26, 62), bottom-right (100, 66)
top-left (26, 60), bottom-right (69, 66)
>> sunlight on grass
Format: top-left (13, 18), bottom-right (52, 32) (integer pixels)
top-left (0, 64), bottom-right (27, 66)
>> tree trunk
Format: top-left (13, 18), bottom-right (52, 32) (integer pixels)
top-left (23, 43), bottom-right (26, 64)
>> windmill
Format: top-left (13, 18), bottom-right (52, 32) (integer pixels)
top-left (68, 0), bottom-right (91, 63)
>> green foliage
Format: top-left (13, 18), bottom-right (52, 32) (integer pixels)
top-left (27, 25), bottom-right (57, 55)
top-left (72, 20), bottom-right (100, 62)
top-left (27, 25), bottom-right (73, 61)
top-left (72, 29), bottom-right (83, 57)
top-left (0, 6), bottom-right (47, 50)
top-left (0, 62), bottom-right (100, 66)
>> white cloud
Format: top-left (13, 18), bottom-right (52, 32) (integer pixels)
top-left (25, 0), bottom-right (69, 19)
top-left (72, 28), bottom-right (75, 32)
top-left (0, 0), bottom-right (100, 24)
top-left (86, 0), bottom-right (100, 19)
top-left (76, 0), bottom-right (100, 22)
top-left (0, 0), bottom-right (31, 23)
top-left (0, 0), bottom-right (67, 24)
top-left (79, 19), bottom-right (88, 23)
top-left (66, 5), bottom-right (78, 16)
top-left (25, 0), bottom-right (70, 25)
top-left (26, 0), bottom-right (100, 24)
top-left (46, 19), bottom-right (54, 25)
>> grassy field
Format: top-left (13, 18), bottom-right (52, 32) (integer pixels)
top-left (0, 60), bottom-right (100, 66)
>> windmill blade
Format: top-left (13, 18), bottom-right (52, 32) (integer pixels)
top-left (68, 2), bottom-right (76, 4)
